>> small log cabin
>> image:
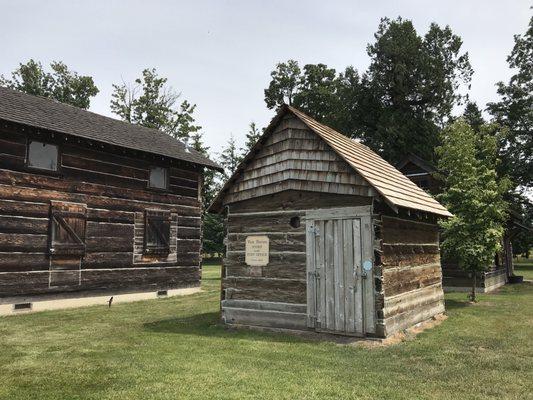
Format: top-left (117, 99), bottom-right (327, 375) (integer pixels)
top-left (0, 87), bottom-right (221, 314)
top-left (209, 105), bottom-right (452, 338)
top-left (397, 155), bottom-right (511, 292)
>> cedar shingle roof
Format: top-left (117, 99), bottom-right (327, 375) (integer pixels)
top-left (0, 86), bottom-right (221, 171)
top-left (210, 105), bottom-right (452, 217)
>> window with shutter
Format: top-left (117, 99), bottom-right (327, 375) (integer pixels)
top-left (49, 201), bottom-right (87, 256)
top-left (144, 209), bottom-right (171, 254)
top-left (27, 140), bottom-right (59, 171)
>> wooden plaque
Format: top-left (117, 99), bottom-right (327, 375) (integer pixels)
top-left (245, 236), bottom-right (269, 266)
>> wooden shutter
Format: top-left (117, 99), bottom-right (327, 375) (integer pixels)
top-left (144, 209), bottom-right (171, 254)
top-left (49, 201), bottom-right (87, 256)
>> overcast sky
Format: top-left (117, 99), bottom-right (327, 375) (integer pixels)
top-left (1, 1), bottom-right (530, 153)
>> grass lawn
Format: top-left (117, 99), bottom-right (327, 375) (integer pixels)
top-left (0, 266), bottom-right (532, 400)
top-left (514, 257), bottom-right (533, 281)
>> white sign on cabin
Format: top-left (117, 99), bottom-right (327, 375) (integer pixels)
top-left (245, 236), bottom-right (269, 266)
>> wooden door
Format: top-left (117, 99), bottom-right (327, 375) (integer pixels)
top-left (306, 207), bottom-right (375, 335)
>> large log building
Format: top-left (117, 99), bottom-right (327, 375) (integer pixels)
top-left (210, 106), bottom-right (452, 338)
top-left (0, 87), bottom-right (220, 314)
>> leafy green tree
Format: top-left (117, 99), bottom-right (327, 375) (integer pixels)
top-left (295, 64), bottom-right (339, 123)
top-left (111, 68), bottom-right (200, 140)
top-left (437, 119), bottom-right (509, 301)
top-left (0, 59), bottom-right (99, 109)
top-left (264, 60), bottom-right (301, 108)
top-left (488, 16), bottom-right (532, 191)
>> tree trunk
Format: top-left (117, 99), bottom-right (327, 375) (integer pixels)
top-left (470, 273), bottom-right (477, 302)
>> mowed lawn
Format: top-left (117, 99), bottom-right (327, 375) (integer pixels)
top-left (515, 257), bottom-right (533, 281)
top-left (0, 266), bottom-right (532, 400)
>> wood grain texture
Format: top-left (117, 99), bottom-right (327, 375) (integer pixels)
top-left (0, 125), bottom-right (204, 298)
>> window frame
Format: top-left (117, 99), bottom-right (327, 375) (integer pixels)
top-left (26, 139), bottom-right (61, 175)
top-left (147, 166), bottom-right (169, 191)
top-left (143, 209), bottom-right (171, 255)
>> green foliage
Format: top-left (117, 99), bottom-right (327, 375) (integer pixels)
top-left (242, 122), bottom-right (262, 154)
top-left (437, 119), bottom-right (509, 300)
top-left (264, 59), bottom-right (301, 108)
top-left (0, 59), bottom-right (99, 109)
top-left (202, 213), bottom-right (225, 255)
top-left (264, 17), bottom-right (472, 164)
top-left (110, 68), bottom-right (201, 140)
top-left (462, 102), bottom-right (484, 132)
top-left (363, 18), bottom-right (473, 163)
top-left (218, 134), bottom-right (241, 179)
top-left (488, 16), bottom-right (532, 191)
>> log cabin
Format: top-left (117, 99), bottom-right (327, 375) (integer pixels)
top-left (0, 87), bottom-right (221, 315)
top-left (209, 105), bottom-right (452, 338)
top-left (397, 155), bottom-right (516, 292)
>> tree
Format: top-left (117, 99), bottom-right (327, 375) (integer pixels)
top-left (462, 102), bottom-right (485, 132)
top-left (264, 60), bottom-right (301, 108)
top-left (488, 16), bottom-right (532, 192)
top-left (363, 17), bottom-right (473, 163)
top-left (264, 18), bottom-right (472, 164)
top-left (0, 59), bottom-right (99, 109)
top-left (110, 68), bottom-right (200, 140)
top-left (436, 119), bottom-right (509, 301)
top-left (241, 122), bottom-right (262, 154)
top-left (264, 60), bottom-right (348, 129)
top-left (218, 135), bottom-right (241, 179)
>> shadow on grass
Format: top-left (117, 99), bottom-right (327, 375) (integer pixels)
top-left (445, 298), bottom-right (471, 310)
top-left (143, 311), bottom-right (308, 344)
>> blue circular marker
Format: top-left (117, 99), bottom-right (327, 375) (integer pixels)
top-left (363, 260), bottom-right (373, 271)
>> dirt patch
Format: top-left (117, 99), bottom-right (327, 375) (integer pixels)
top-left (354, 313), bottom-right (448, 348)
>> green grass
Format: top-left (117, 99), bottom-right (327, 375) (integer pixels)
top-left (1, 266), bottom-right (532, 400)
top-left (514, 257), bottom-right (533, 280)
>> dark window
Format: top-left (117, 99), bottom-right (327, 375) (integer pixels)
top-left (290, 216), bottom-right (301, 228)
top-left (149, 167), bottom-right (168, 189)
top-left (50, 201), bottom-right (87, 256)
top-left (27, 140), bottom-right (58, 171)
top-left (144, 209), bottom-right (171, 254)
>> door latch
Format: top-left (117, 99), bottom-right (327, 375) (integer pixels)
top-left (308, 225), bottom-right (320, 236)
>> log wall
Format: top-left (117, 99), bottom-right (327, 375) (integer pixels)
top-left (0, 121), bottom-right (202, 298)
top-left (375, 214), bottom-right (445, 337)
top-left (221, 191), bottom-right (373, 331)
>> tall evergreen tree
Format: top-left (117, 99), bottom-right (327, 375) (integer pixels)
top-left (462, 102), bottom-right (485, 132)
top-left (363, 17), bottom-right (473, 163)
top-left (0, 59), bottom-right (99, 109)
top-left (218, 135), bottom-right (241, 179)
top-left (264, 18), bottom-right (472, 164)
top-left (488, 16), bottom-right (532, 191)
top-left (241, 122), bottom-right (262, 154)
